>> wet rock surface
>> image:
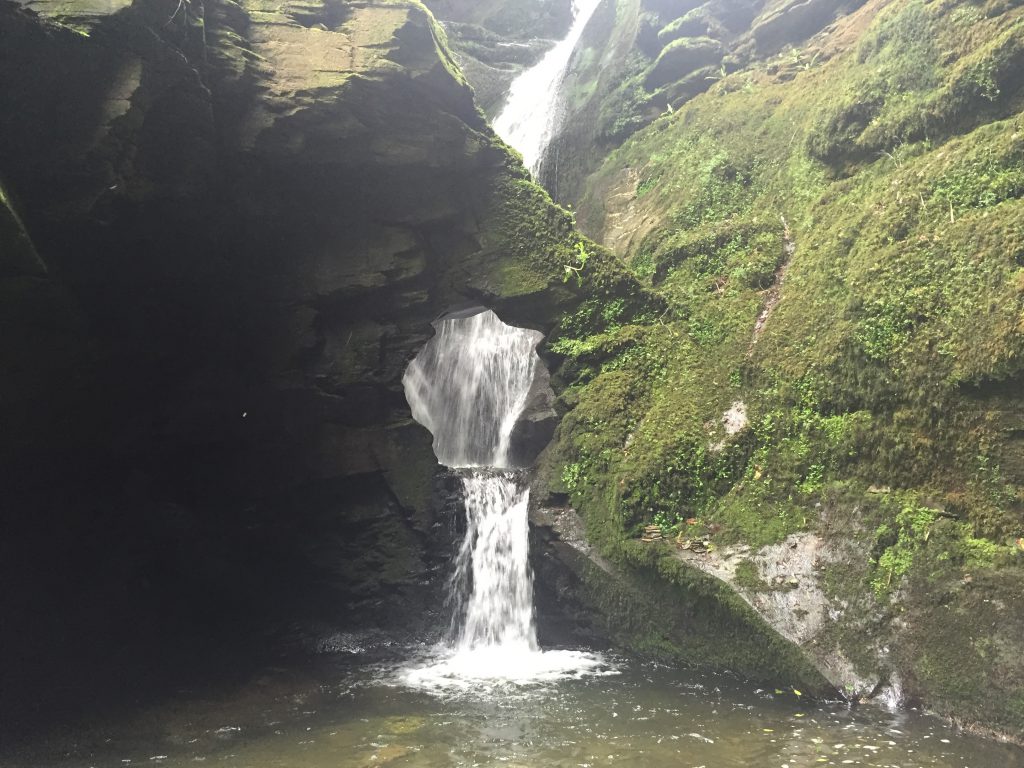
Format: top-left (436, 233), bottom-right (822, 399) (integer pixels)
top-left (673, 529), bottom-right (885, 698)
top-left (507, 361), bottom-right (559, 467)
top-left (529, 503), bottom-right (836, 695)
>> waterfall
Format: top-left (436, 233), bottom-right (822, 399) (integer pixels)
top-left (452, 472), bottom-right (536, 651)
top-left (400, 309), bottom-right (606, 689)
top-left (493, 0), bottom-right (603, 179)
top-left (403, 310), bottom-right (542, 469)
top-left (403, 309), bottom-right (541, 650)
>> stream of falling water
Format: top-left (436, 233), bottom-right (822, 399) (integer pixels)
top-left (402, 310), bottom-right (541, 469)
top-left (492, 0), bottom-right (603, 178)
top-left (401, 309), bottom-right (605, 690)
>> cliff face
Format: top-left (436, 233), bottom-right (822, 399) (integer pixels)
top-left (0, 0), bottom-right (611, 718)
top-left (537, 0), bottom-right (1024, 739)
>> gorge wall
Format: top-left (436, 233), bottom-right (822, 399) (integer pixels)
top-left (4, 0), bottom-right (1024, 746)
top-left (0, 0), bottom-right (632, 723)
top-left (516, 0), bottom-right (1024, 742)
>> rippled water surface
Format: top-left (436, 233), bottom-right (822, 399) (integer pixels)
top-left (9, 647), bottom-right (1023, 768)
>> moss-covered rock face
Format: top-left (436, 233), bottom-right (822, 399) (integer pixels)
top-left (426, 0), bottom-right (571, 38)
top-left (644, 35), bottom-right (724, 88)
top-left (543, 0), bottom-right (889, 204)
top-left (531, 504), bottom-right (834, 693)
top-left (750, 0), bottom-right (867, 54)
top-left (541, 0), bottom-right (1024, 740)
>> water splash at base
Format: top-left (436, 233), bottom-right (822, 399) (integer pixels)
top-left (401, 645), bottom-right (613, 694)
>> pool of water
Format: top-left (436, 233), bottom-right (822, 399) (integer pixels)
top-left (6, 644), bottom-right (1023, 768)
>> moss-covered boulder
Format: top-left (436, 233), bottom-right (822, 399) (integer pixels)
top-left (658, 0), bottom-right (760, 46)
top-left (659, 8), bottom-right (729, 44)
top-left (644, 34), bottom-right (724, 88)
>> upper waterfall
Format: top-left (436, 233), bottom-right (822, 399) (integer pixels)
top-left (403, 309), bottom-right (543, 469)
top-left (493, 0), bottom-right (603, 178)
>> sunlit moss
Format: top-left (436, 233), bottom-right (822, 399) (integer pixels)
top-left (540, 0), bottom-right (1024, 731)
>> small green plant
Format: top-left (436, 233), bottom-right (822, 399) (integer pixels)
top-left (563, 241), bottom-right (591, 286)
top-left (652, 509), bottom-right (676, 530)
top-left (789, 49), bottom-right (820, 71)
top-left (636, 172), bottom-right (661, 197)
top-left (601, 298), bottom-right (626, 326)
top-left (549, 336), bottom-right (596, 357)
top-left (932, 144), bottom-right (1024, 209)
top-left (871, 494), bottom-right (938, 596)
top-left (797, 463), bottom-right (825, 495)
top-left (855, 297), bottom-right (915, 362)
top-left (561, 462), bottom-right (585, 492)
top-left (966, 58), bottom-right (1001, 103)
top-left (705, 64), bottom-right (727, 82)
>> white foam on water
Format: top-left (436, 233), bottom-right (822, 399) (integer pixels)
top-left (401, 645), bottom-right (612, 693)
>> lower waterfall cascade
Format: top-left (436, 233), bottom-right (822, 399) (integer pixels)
top-left (450, 471), bottom-right (536, 651)
top-left (401, 309), bottom-right (606, 688)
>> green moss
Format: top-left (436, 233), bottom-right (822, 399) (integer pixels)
top-left (474, 172), bottom-right (651, 311)
top-left (546, 0), bottom-right (1024, 729)
top-left (869, 492), bottom-right (939, 597)
top-left (931, 130), bottom-right (1024, 210)
top-left (658, 8), bottom-right (726, 48)
top-left (597, 66), bottom-right (656, 144)
top-left (424, 8), bottom-right (472, 88)
top-left (734, 558), bottom-right (769, 591)
top-left (899, 558), bottom-right (1024, 735)
top-left (806, 1), bottom-right (1024, 173)
top-left (491, 259), bottom-right (551, 296)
